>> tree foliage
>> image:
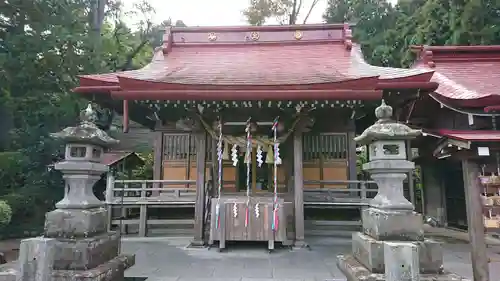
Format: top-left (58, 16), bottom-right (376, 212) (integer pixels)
top-left (324, 0), bottom-right (500, 67)
top-left (0, 0), bottom-right (183, 238)
top-left (243, 0), bottom-right (320, 25)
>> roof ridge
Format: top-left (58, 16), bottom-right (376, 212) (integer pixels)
top-left (411, 44), bottom-right (500, 67)
top-left (168, 23), bottom-right (348, 33)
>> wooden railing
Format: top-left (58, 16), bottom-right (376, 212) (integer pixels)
top-left (106, 179), bottom-right (197, 205)
top-left (106, 179), bottom-right (198, 237)
top-left (303, 179), bottom-right (378, 207)
top-left (104, 178), bottom-right (379, 236)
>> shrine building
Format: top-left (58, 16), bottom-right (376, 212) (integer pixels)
top-left (403, 45), bottom-right (500, 233)
top-left (74, 24), bottom-right (438, 247)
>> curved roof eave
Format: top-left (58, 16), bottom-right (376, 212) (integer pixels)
top-left (350, 44), bottom-right (434, 82)
top-left (428, 93), bottom-right (500, 116)
top-left (114, 75), bottom-right (382, 91)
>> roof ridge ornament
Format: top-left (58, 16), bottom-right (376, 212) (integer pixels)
top-left (250, 31), bottom-right (260, 41)
top-left (162, 26), bottom-right (173, 55)
top-left (342, 23), bottom-right (352, 51)
top-left (294, 30), bottom-right (303, 40)
top-left (208, 32), bottom-right (218, 42)
top-left (422, 46), bottom-right (435, 68)
top-left (410, 45), bottom-right (435, 68)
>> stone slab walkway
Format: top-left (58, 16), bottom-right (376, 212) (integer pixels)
top-left (122, 236), bottom-right (500, 281)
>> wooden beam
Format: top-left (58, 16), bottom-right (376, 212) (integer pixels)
top-left (293, 131), bottom-right (307, 248)
top-left (191, 132), bottom-right (207, 247)
top-left (461, 159), bottom-right (490, 281)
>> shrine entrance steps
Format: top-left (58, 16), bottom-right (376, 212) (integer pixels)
top-left (304, 207), bottom-right (362, 238)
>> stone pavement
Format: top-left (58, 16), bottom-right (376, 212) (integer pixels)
top-left (122, 236), bottom-right (500, 281)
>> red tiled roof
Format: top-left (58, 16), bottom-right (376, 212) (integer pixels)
top-left (81, 43), bottom-right (432, 87)
top-left (412, 45), bottom-right (500, 106)
top-left (90, 44), bottom-right (369, 85)
top-left (351, 45), bottom-right (431, 80)
top-left (437, 129), bottom-right (500, 142)
top-left (78, 24), bottom-right (433, 92)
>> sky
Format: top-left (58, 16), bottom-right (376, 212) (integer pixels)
top-left (122, 0), bottom-right (330, 27)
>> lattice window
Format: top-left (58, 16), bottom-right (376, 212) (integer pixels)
top-left (162, 133), bottom-right (212, 161)
top-left (163, 133), bottom-right (195, 160)
top-left (302, 133), bottom-right (347, 161)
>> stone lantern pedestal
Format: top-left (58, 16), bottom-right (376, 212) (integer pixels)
top-left (0, 105), bottom-right (135, 281)
top-left (337, 100), bottom-right (468, 281)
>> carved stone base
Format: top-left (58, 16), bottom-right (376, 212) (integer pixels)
top-left (362, 208), bottom-right (424, 241)
top-left (337, 255), bottom-right (468, 281)
top-left (52, 254), bottom-right (135, 281)
top-left (53, 232), bottom-right (120, 270)
top-left (45, 208), bottom-right (107, 238)
top-left (352, 232), bottom-right (443, 274)
top-left (0, 252), bottom-right (135, 281)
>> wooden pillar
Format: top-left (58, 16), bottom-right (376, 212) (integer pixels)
top-left (211, 139), bottom-right (218, 197)
top-left (152, 131), bottom-right (164, 195)
top-left (138, 182), bottom-right (148, 237)
top-left (192, 132), bottom-right (207, 246)
top-left (293, 131), bottom-right (307, 247)
top-left (462, 159), bottom-right (490, 281)
top-left (347, 120), bottom-right (357, 185)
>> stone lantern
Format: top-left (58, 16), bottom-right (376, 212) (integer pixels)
top-left (355, 99), bottom-right (421, 214)
top-left (337, 100), bottom-right (467, 281)
top-left (49, 103), bottom-right (119, 212)
top-left (9, 104), bottom-right (135, 281)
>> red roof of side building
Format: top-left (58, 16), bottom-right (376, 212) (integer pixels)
top-left (411, 45), bottom-right (500, 107)
top-left (75, 24), bottom-right (436, 101)
top-left (435, 129), bottom-right (500, 142)
top-left (101, 151), bottom-right (144, 166)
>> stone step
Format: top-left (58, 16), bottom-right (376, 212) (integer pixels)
top-left (304, 220), bottom-right (361, 238)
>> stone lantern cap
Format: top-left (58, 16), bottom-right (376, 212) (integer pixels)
top-left (354, 100), bottom-right (422, 145)
top-left (50, 104), bottom-right (119, 147)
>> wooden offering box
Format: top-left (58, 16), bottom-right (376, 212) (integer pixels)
top-left (209, 195), bottom-right (292, 251)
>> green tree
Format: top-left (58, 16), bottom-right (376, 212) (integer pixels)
top-left (243, 0), bottom-right (320, 25)
top-left (0, 0), bottom-right (185, 238)
top-left (324, 0), bottom-right (500, 68)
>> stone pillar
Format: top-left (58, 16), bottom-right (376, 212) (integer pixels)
top-left (337, 100), bottom-right (468, 281)
top-left (16, 238), bottom-right (56, 281)
top-left (13, 104), bottom-right (135, 281)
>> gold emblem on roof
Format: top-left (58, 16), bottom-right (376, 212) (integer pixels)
top-left (250, 31), bottom-right (260, 41)
top-left (208, 32), bottom-right (217, 42)
top-left (294, 30), bottom-right (303, 40)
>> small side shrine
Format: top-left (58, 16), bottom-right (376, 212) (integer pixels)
top-left (337, 100), bottom-right (468, 281)
top-left (0, 104), bottom-right (135, 281)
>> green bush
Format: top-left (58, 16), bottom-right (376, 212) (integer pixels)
top-left (0, 200), bottom-right (12, 227)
